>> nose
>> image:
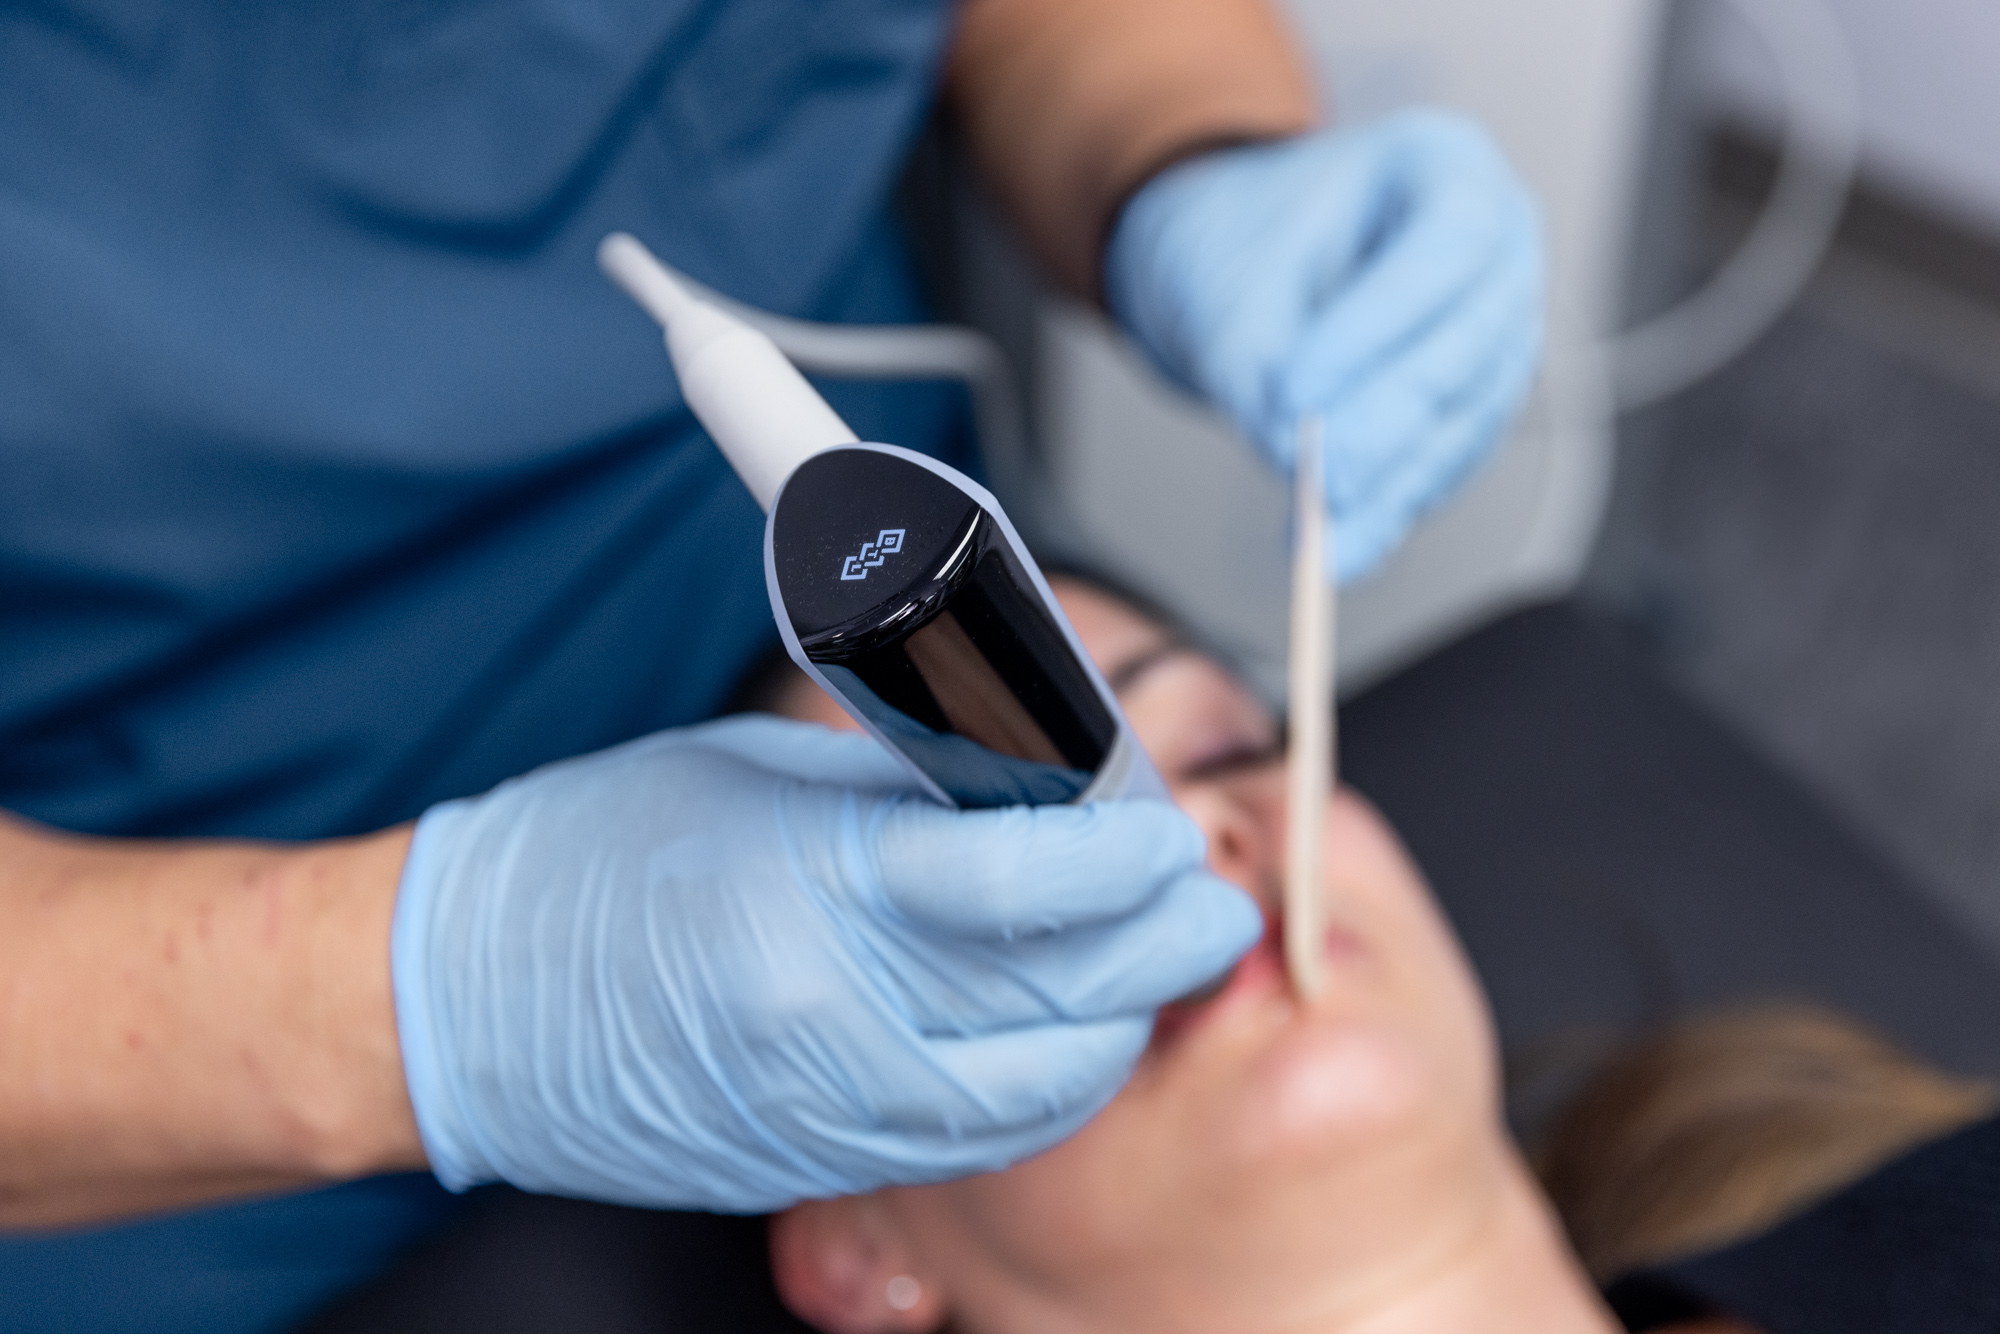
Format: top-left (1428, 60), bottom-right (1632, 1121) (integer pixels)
top-left (1174, 781), bottom-right (1278, 911)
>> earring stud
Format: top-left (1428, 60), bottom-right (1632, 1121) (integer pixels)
top-left (885, 1275), bottom-right (921, 1311)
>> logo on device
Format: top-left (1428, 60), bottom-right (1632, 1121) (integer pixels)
top-left (839, 529), bottom-right (906, 581)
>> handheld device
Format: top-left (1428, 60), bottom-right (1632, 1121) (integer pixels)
top-left (599, 233), bottom-right (1165, 808)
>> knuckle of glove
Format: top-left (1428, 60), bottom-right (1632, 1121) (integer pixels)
top-left (870, 799), bottom-right (1206, 938)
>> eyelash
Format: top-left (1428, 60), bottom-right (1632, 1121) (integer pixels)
top-left (1106, 640), bottom-right (1280, 783)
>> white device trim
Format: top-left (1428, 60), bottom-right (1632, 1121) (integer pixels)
top-left (761, 442), bottom-right (1166, 809)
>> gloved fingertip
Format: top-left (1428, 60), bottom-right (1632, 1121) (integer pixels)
top-left (1136, 871), bottom-right (1265, 1006)
top-left (1127, 794), bottom-right (1210, 847)
top-left (1330, 505), bottom-right (1400, 585)
top-left (1148, 867), bottom-right (1265, 971)
top-left (1188, 870), bottom-right (1266, 959)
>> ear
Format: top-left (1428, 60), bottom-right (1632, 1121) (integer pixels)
top-left (768, 1198), bottom-right (947, 1334)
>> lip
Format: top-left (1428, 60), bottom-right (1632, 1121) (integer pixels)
top-left (1152, 912), bottom-right (1289, 1048)
top-left (1150, 906), bottom-right (1373, 1054)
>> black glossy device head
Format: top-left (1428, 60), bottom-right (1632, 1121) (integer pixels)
top-left (769, 447), bottom-right (1117, 809)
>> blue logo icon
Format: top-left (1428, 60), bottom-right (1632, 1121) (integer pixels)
top-left (839, 528), bottom-right (906, 581)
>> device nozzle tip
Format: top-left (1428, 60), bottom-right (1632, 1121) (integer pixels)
top-left (598, 232), bottom-right (698, 332)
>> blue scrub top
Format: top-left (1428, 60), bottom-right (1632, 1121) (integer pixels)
top-left (0, 0), bottom-right (965, 1328)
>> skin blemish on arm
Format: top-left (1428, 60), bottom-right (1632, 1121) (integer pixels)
top-left (243, 865), bottom-right (283, 946)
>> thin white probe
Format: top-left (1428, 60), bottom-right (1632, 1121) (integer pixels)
top-left (1283, 417), bottom-right (1335, 1000)
top-left (599, 231), bottom-right (704, 331)
top-left (597, 232), bottom-right (857, 511)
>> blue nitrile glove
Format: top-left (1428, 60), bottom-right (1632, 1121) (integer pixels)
top-left (391, 714), bottom-right (1260, 1211)
top-left (1105, 110), bottom-right (1546, 582)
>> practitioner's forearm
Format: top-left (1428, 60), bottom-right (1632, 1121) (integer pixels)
top-left (0, 812), bottom-right (424, 1229)
top-left (945, 0), bottom-right (1316, 299)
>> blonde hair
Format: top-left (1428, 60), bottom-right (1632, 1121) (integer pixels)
top-left (1534, 1006), bottom-right (1997, 1282)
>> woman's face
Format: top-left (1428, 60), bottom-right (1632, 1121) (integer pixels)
top-left (769, 579), bottom-right (1513, 1334)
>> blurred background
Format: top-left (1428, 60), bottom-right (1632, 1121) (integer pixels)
top-left (1590, 0), bottom-right (2000, 957)
top-left (925, 0), bottom-right (2000, 969)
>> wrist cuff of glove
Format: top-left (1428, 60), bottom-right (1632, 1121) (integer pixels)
top-left (1102, 156), bottom-right (1208, 397)
top-left (1101, 128), bottom-right (1301, 298)
top-left (390, 798), bottom-right (494, 1194)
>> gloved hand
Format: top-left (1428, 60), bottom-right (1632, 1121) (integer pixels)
top-left (391, 715), bottom-right (1260, 1211)
top-left (1105, 110), bottom-right (1546, 582)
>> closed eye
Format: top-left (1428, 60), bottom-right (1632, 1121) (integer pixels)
top-left (1177, 740), bottom-right (1285, 785)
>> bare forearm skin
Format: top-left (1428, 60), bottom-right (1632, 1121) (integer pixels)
top-left (0, 811), bottom-right (424, 1230)
top-left (945, 0), bottom-right (1318, 299)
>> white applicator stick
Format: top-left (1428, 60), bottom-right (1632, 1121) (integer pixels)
top-left (597, 232), bottom-right (858, 511)
top-left (1284, 416), bottom-right (1335, 1001)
